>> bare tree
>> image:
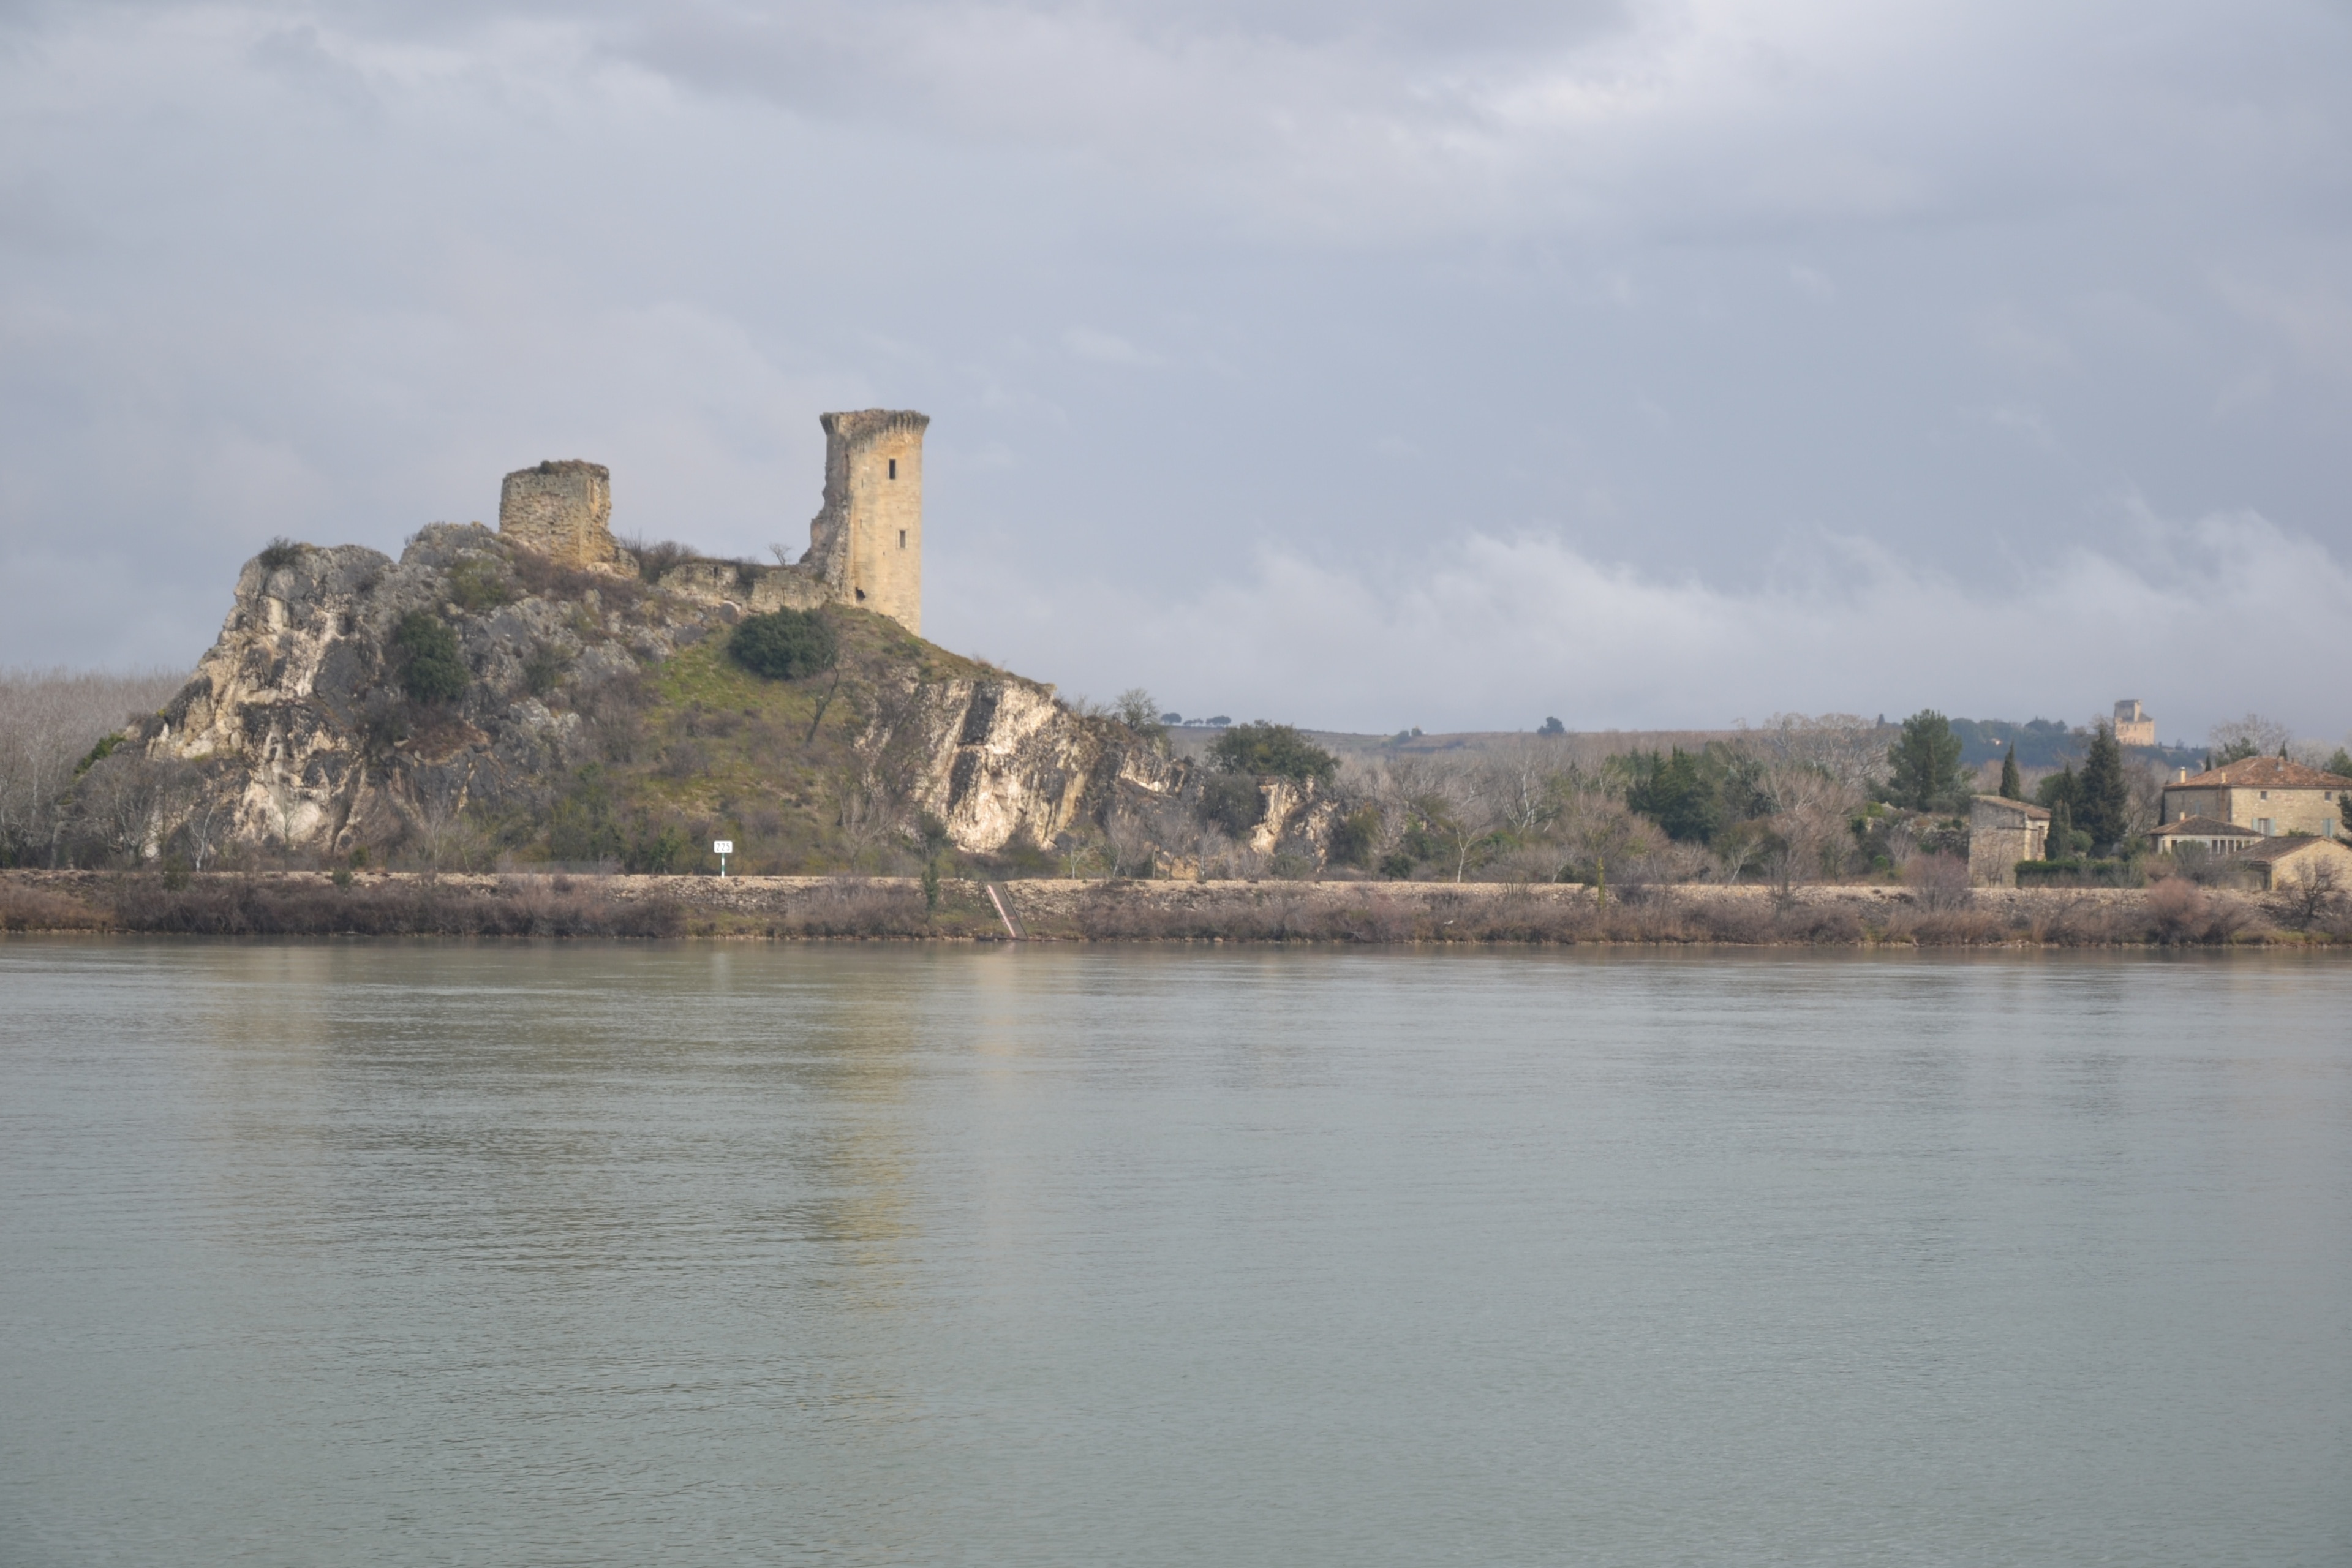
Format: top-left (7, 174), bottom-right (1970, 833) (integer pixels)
top-left (2209, 713), bottom-right (2291, 761)
top-left (176, 783), bottom-right (232, 870)
top-left (1751, 713), bottom-right (1885, 796)
top-left (0, 666), bottom-right (182, 863)
top-left (409, 766), bottom-right (477, 870)
top-left (2272, 859), bottom-right (2348, 931)
top-left (1480, 739), bottom-right (1567, 842)
top-left (1104, 804), bottom-right (1156, 878)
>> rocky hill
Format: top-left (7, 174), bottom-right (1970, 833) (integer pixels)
top-left (72, 526), bottom-right (1338, 875)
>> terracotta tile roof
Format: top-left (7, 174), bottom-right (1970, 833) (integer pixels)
top-left (2149, 815), bottom-right (2260, 839)
top-left (1972, 794), bottom-right (2050, 820)
top-left (2165, 756), bottom-right (2352, 791)
top-left (2236, 835), bottom-right (2352, 864)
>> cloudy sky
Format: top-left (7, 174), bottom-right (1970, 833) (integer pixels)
top-left (3, 0), bottom-right (2348, 737)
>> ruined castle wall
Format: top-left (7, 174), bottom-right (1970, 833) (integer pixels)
top-left (499, 460), bottom-right (619, 569)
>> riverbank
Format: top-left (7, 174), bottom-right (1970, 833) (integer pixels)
top-left (4, 870), bottom-right (2342, 946)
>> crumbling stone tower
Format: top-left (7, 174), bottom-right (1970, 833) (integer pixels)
top-left (498, 459), bottom-right (620, 569)
top-left (803, 410), bottom-right (925, 635)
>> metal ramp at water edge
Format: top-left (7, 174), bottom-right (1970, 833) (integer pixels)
top-left (982, 881), bottom-right (1028, 941)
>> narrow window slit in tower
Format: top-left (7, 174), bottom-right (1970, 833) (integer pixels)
top-left (899, 530), bottom-right (907, 548)
top-left (888, 459), bottom-right (897, 479)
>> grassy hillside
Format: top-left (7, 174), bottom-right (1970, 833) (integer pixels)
top-left (478, 606), bottom-right (1021, 877)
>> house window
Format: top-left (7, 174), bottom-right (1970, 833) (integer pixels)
top-left (888, 458), bottom-right (897, 480)
top-left (2257, 817), bottom-right (2274, 835)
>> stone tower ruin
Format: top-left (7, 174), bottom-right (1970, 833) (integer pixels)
top-left (497, 459), bottom-right (620, 569)
top-left (492, 410), bottom-right (928, 634)
top-left (802, 410), bottom-right (926, 635)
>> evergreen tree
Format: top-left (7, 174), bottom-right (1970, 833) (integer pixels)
top-left (2326, 748), bottom-right (2352, 780)
top-left (1999, 745), bottom-right (2022, 800)
top-left (2075, 723), bottom-right (2130, 853)
top-left (2046, 799), bottom-right (2073, 860)
top-left (1626, 749), bottom-right (1721, 842)
top-left (2035, 763), bottom-right (2078, 811)
top-left (1887, 710), bottom-right (1966, 811)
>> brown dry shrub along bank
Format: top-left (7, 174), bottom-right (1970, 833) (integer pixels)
top-left (734, 878), bottom-right (937, 939)
top-left (3, 872), bottom-right (2337, 946)
top-left (1065, 885), bottom-right (1965, 945)
top-left (0, 879), bottom-right (108, 931)
top-left (105, 875), bottom-right (684, 937)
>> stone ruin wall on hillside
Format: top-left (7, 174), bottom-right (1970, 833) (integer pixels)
top-left (493, 409), bottom-right (927, 633)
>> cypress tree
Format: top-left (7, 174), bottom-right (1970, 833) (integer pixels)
top-left (1999, 745), bottom-right (2022, 800)
top-left (2075, 723), bottom-right (2130, 854)
top-left (2047, 799), bottom-right (2073, 860)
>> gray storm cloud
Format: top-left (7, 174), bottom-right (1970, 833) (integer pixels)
top-left (1, 0), bottom-right (2347, 737)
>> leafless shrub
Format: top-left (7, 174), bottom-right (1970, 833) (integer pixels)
top-left (0, 666), bottom-right (184, 864)
top-left (768, 878), bottom-right (932, 937)
top-left (660, 739), bottom-right (712, 780)
top-left (1903, 853), bottom-right (1974, 912)
top-left (0, 880), bottom-right (110, 930)
top-left (2268, 861), bottom-right (2349, 932)
top-left (616, 535), bottom-right (696, 586)
top-left (105, 874), bottom-right (683, 935)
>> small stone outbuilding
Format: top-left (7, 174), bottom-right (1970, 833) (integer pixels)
top-left (1968, 794), bottom-right (2050, 886)
top-left (2234, 835), bottom-right (2352, 891)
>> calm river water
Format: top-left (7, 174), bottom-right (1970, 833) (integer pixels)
top-left (4, 941), bottom-right (2349, 1566)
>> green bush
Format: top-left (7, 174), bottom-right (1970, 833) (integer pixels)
top-left (1208, 720), bottom-right (1337, 784)
top-left (1198, 774), bottom-right (1264, 837)
top-left (1327, 806), bottom-right (1381, 869)
top-left (521, 643), bottom-right (571, 698)
top-left (75, 733), bottom-right (124, 776)
top-left (626, 823), bottom-right (687, 875)
top-left (257, 537), bottom-right (304, 573)
top-left (446, 558), bottom-right (513, 612)
top-left (394, 611), bottom-right (469, 703)
top-left (729, 609), bottom-right (839, 680)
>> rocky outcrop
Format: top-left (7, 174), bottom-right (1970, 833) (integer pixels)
top-left (138, 526), bottom-right (632, 853)
top-left (92, 526), bottom-right (1330, 872)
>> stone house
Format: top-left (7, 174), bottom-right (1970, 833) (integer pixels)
top-left (2233, 835), bottom-right (2352, 891)
top-left (1967, 794), bottom-right (2049, 886)
top-left (2158, 756), bottom-right (2352, 840)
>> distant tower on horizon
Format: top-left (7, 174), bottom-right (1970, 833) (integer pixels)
top-left (2113, 699), bottom-right (2156, 748)
top-left (804, 409), bottom-right (926, 635)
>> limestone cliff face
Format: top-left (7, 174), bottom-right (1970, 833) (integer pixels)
top-left (141, 527), bottom-right (623, 853)
top-left (113, 527), bottom-right (1312, 870)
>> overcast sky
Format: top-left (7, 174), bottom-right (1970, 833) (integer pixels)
top-left (4, 0), bottom-right (2349, 738)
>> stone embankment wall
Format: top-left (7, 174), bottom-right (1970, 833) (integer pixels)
top-left (9, 870), bottom-right (2329, 946)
